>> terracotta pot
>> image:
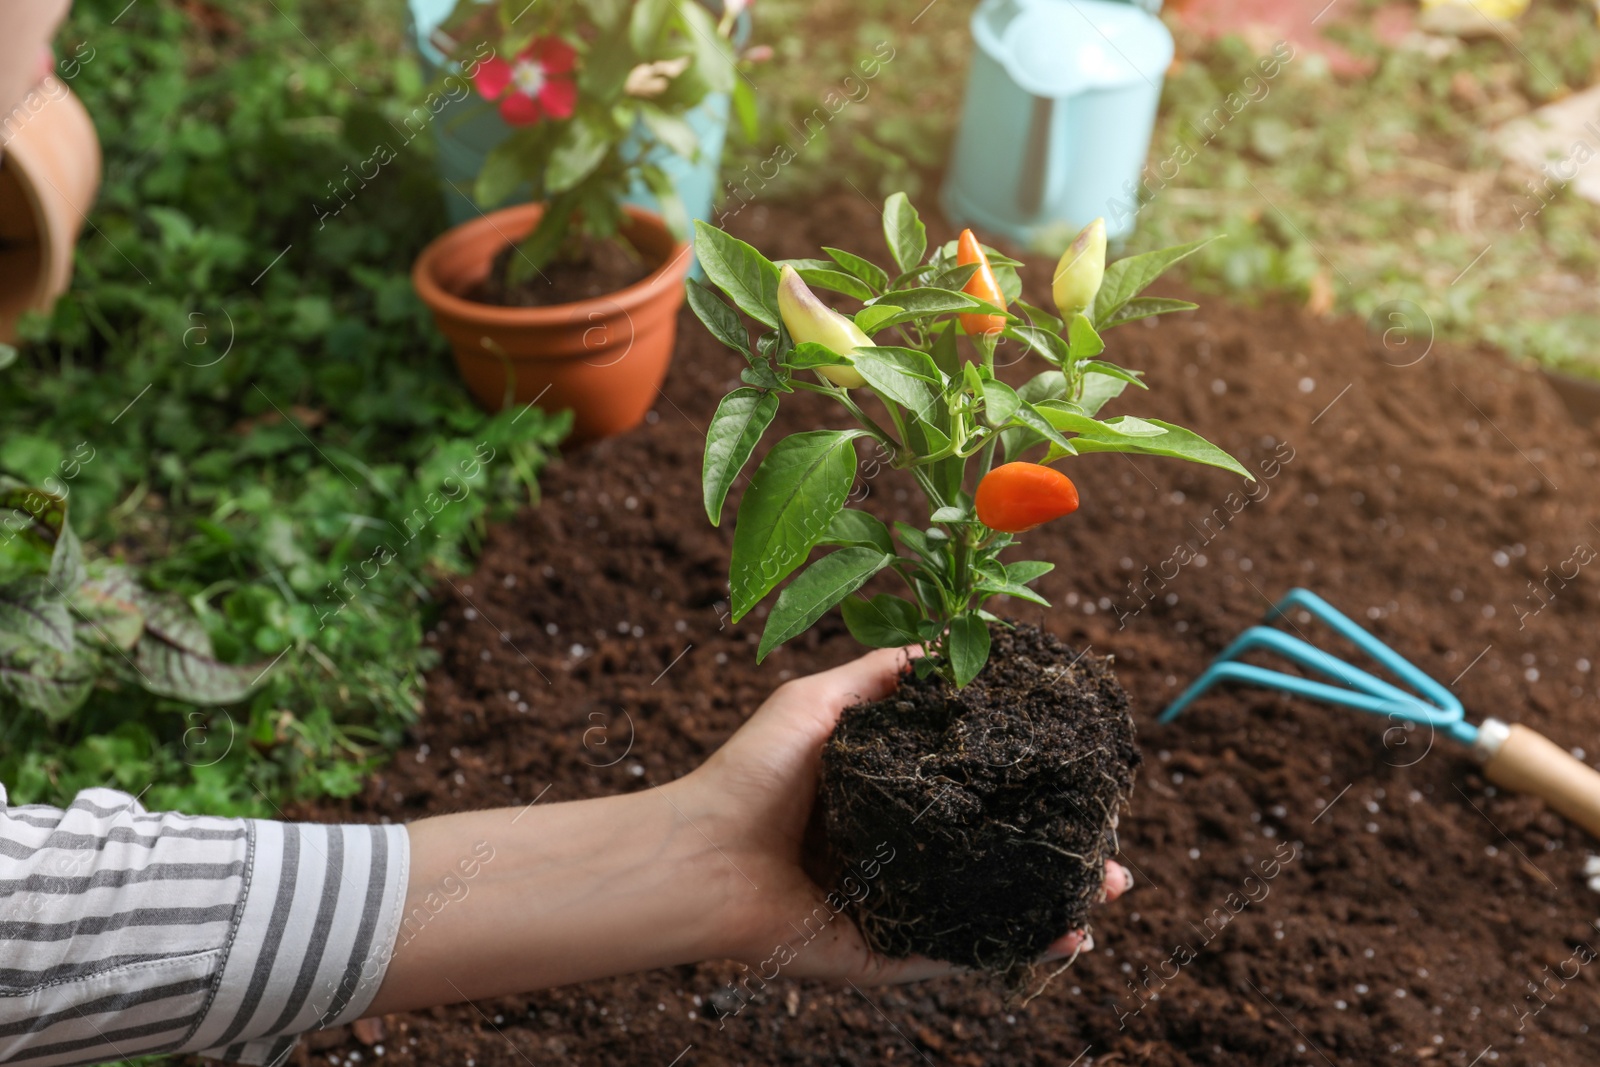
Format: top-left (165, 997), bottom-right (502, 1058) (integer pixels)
top-left (412, 203), bottom-right (692, 442)
top-left (0, 77), bottom-right (101, 344)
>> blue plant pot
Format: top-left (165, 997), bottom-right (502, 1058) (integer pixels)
top-left (405, 0), bottom-right (741, 238)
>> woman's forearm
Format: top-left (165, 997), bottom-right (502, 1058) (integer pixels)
top-left (363, 650), bottom-right (1128, 1015)
top-left (366, 780), bottom-right (739, 1014)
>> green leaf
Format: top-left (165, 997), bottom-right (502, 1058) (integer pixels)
top-left (993, 261), bottom-right (1023, 305)
top-left (823, 509), bottom-right (895, 555)
top-left (47, 522), bottom-right (86, 593)
top-left (0, 577), bottom-right (76, 656)
top-left (882, 191), bottom-right (927, 273)
top-left (546, 118), bottom-right (611, 194)
top-left (0, 485), bottom-right (66, 547)
top-left (1005, 560), bottom-right (1055, 584)
top-left (775, 258), bottom-right (835, 272)
top-left (585, 0), bottom-right (628, 28)
top-left (0, 589), bottom-right (93, 717)
top-left (798, 268), bottom-right (873, 301)
top-left (1078, 360), bottom-right (1148, 389)
top-left (928, 321), bottom-right (962, 378)
top-left (75, 570), bottom-right (144, 651)
top-left (674, 0), bottom-right (736, 93)
top-left (133, 591), bottom-right (268, 705)
top-left (1007, 403), bottom-right (1077, 456)
top-left (785, 341), bottom-right (853, 370)
top-left (854, 304), bottom-right (903, 335)
top-left (983, 379), bottom-right (1021, 428)
top-left (842, 594), bottom-right (922, 648)
top-left (976, 578), bottom-right (1051, 608)
top-left (757, 548), bottom-right (893, 661)
top-left (962, 361), bottom-right (985, 397)
top-left (946, 613), bottom-right (991, 687)
top-left (874, 287), bottom-right (996, 318)
top-left (578, 24), bottom-right (635, 96)
top-left (641, 108), bottom-right (699, 159)
top-left (629, 0), bottom-right (671, 51)
top-left (929, 505), bottom-right (968, 523)
top-left (851, 347), bottom-right (944, 421)
top-left (894, 522), bottom-right (946, 571)
top-left (823, 246), bottom-right (889, 292)
top-left (853, 345), bottom-right (942, 383)
top-left (694, 222), bottom-right (782, 329)
top-left (1016, 299), bottom-right (1064, 334)
top-left (1068, 418), bottom-right (1251, 477)
top-left (1101, 415), bottom-right (1167, 437)
top-left (729, 430), bottom-right (866, 621)
top-left (732, 79), bottom-right (759, 141)
top-left (1078, 371), bottom-right (1129, 416)
top-left (930, 263), bottom-right (980, 292)
top-left (1003, 324), bottom-right (1070, 366)
top-left (1067, 312), bottom-right (1104, 361)
top-left (703, 388), bottom-right (779, 525)
top-left (512, 197), bottom-right (577, 276)
top-left (740, 361), bottom-right (789, 392)
top-left (640, 165), bottom-right (689, 239)
top-left (1093, 237), bottom-right (1216, 327)
top-left (1018, 370), bottom-right (1067, 404)
top-left (1034, 403), bottom-right (1163, 439)
top-left (906, 420), bottom-right (954, 472)
top-left (474, 140), bottom-right (525, 208)
top-left (685, 278), bottom-right (750, 356)
top-left (1098, 296), bottom-right (1199, 330)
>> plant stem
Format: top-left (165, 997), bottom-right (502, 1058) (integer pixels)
top-left (821, 386), bottom-right (902, 457)
top-left (910, 465), bottom-right (947, 512)
top-left (978, 434), bottom-right (998, 485)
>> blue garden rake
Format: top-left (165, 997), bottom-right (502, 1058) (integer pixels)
top-left (1160, 588), bottom-right (1600, 839)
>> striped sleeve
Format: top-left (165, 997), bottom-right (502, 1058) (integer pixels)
top-left (0, 782), bottom-right (409, 1067)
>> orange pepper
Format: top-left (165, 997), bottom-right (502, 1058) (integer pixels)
top-left (974, 462), bottom-right (1080, 533)
top-left (956, 229), bottom-right (1007, 338)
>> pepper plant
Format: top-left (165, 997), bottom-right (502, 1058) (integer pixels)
top-left (689, 193), bottom-right (1249, 687)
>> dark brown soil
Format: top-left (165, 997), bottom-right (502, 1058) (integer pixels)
top-left (472, 233), bottom-right (651, 307)
top-left (288, 191), bottom-right (1600, 1066)
top-left (821, 623), bottom-right (1139, 983)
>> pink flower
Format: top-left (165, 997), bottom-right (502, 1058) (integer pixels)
top-left (473, 37), bottom-right (577, 127)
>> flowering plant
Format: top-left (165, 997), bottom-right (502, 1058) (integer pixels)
top-left (431, 0), bottom-right (741, 278)
top-left (690, 193), bottom-right (1250, 687)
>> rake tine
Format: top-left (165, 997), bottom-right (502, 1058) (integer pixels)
top-left (1160, 589), bottom-right (1465, 734)
top-left (1268, 588), bottom-right (1462, 714)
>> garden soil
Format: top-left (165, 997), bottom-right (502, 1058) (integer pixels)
top-left (292, 193), bottom-right (1600, 1066)
top-left (473, 234), bottom-right (651, 308)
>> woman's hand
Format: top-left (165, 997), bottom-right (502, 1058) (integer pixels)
top-left (371, 649), bottom-right (1131, 1015)
top-left (666, 647), bottom-right (1133, 985)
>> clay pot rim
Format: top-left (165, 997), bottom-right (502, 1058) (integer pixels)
top-left (411, 202), bottom-right (692, 327)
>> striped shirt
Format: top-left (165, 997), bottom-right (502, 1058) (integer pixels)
top-left (0, 783), bottom-right (409, 1067)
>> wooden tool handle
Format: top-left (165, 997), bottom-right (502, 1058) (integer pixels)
top-left (1478, 719), bottom-right (1600, 840)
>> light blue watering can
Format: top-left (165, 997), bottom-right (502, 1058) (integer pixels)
top-left (942, 0), bottom-right (1172, 247)
top-left (404, 0), bottom-right (742, 232)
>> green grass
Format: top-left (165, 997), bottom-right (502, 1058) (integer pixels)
top-left (3, 0), bottom-right (565, 815)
